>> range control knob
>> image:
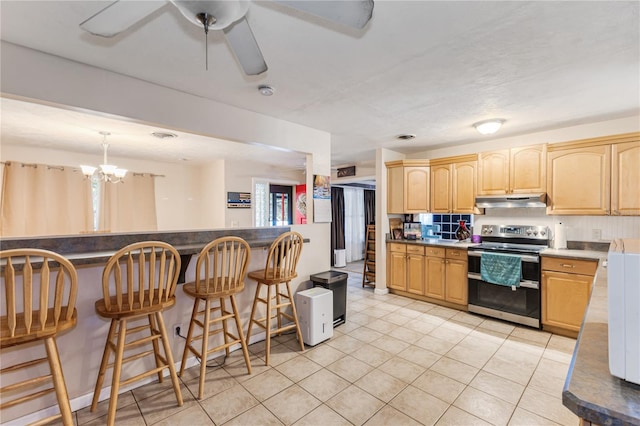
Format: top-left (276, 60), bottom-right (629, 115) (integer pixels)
top-left (540, 229), bottom-right (546, 236)
top-left (533, 230), bottom-right (538, 236)
top-left (526, 229), bottom-right (533, 236)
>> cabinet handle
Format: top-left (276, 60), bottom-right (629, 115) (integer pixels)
top-left (560, 263), bottom-right (575, 268)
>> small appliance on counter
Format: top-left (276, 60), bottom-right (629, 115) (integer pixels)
top-left (421, 224), bottom-right (441, 240)
top-left (608, 239), bottom-right (640, 385)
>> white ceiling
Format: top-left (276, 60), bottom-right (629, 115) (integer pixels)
top-left (1, 1), bottom-right (638, 168)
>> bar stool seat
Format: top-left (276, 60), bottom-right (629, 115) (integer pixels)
top-left (91, 241), bottom-right (183, 426)
top-left (179, 237), bottom-right (253, 399)
top-left (245, 231), bottom-right (305, 365)
top-left (0, 249), bottom-right (78, 426)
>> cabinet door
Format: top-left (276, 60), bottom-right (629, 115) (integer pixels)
top-left (430, 164), bottom-right (451, 213)
top-left (445, 259), bottom-right (468, 305)
top-left (452, 161), bottom-right (478, 213)
top-left (388, 251), bottom-right (407, 291)
top-left (542, 270), bottom-right (592, 332)
top-left (510, 144), bottom-right (546, 194)
top-left (387, 165), bottom-right (405, 214)
top-left (405, 167), bottom-right (430, 213)
top-left (406, 253), bottom-right (424, 294)
top-left (425, 256), bottom-right (445, 300)
top-left (611, 141), bottom-right (640, 216)
top-left (477, 150), bottom-right (509, 195)
top-left (547, 145), bottom-right (610, 215)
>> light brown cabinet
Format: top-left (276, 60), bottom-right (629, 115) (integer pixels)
top-left (387, 243), bottom-right (425, 294)
top-left (477, 144), bottom-right (546, 195)
top-left (430, 155), bottom-right (481, 214)
top-left (445, 249), bottom-right (468, 305)
top-left (611, 141), bottom-right (640, 216)
top-left (424, 247), bottom-right (446, 299)
top-left (547, 144), bottom-right (610, 215)
top-left (386, 160), bottom-right (430, 214)
top-left (387, 243), bottom-right (407, 291)
top-left (541, 256), bottom-right (597, 336)
top-left (423, 247), bottom-right (468, 306)
top-left (546, 133), bottom-right (640, 216)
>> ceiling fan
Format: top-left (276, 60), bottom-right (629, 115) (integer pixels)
top-left (80, 0), bottom-right (374, 76)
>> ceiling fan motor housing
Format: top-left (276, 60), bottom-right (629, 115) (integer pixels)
top-left (171, 0), bottom-right (250, 30)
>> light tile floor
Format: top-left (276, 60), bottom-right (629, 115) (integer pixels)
top-left (70, 268), bottom-right (579, 425)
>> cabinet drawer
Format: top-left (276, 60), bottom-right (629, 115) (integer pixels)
top-left (407, 245), bottom-right (425, 255)
top-left (389, 243), bottom-right (407, 253)
top-left (425, 246), bottom-right (445, 258)
top-left (446, 248), bottom-right (467, 260)
top-left (542, 257), bottom-right (597, 276)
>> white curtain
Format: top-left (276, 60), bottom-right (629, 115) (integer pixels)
top-left (343, 187), bottom-right (365, 262)
top-left (0, 162), bottom-right (92, 236)
top-left (99, 173), bottom-right (157, 232)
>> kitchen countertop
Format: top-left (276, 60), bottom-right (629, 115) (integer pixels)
top-left (385, 238), bottom-right (478, 249)
top-left (561, 259), bottom-right (640, 425)
top-left (540, 248), bottom-right (608, 261)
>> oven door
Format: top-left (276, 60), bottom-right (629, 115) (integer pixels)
top-left (467, 250), bottom-right (541, 328)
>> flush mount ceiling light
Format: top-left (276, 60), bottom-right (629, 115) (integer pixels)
top-left (258, 85), bottom-right (275, 96)
top-left (396, 134), bottom-right (416, 140)
top-left (151, 131), bottom-right (178, 139)
top-left (473, 119), bottom-right (505, 135)
top-left (80, 131), bottom-right (127, 183)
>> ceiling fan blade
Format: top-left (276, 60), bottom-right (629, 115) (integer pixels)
top-left (80, 0), bottom-right (167, 37)
top-left (223, 17), bottom-right (268, 75)
top-left (273, 0), bottom-right (374, 29)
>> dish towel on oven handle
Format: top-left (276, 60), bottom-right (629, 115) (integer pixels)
top-left (480, 252), bottom-right (522, 288)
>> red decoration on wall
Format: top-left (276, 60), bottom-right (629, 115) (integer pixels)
top-left (295, 184), bottom-right (307, 224)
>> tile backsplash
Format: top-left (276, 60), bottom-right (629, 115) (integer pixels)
top-left (473, 207), bottom-right (640, 242)
top-left (427, 214), bottom-right (474, 240)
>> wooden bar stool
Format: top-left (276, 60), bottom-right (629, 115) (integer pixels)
top-left (245, 231), bottom-right (305, 365)
top-left (179, 236), bottom-right (252, 399)
top-left (91, 241), bottom-right (183, 426)
top-left (0, 249), bottom-right (78, 426)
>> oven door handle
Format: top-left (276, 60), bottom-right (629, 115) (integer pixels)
top-left (467, 250), bottom-right (539, 263)
top-left (467, 273), bottom-right (539, 289)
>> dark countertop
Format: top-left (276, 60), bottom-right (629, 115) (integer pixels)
top-left (562, 260), bottom-right (640, 425)
top-left (0, 228), bottom-right (293, 266)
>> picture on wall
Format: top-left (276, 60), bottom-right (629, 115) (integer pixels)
top-left (227, 192), bottom-right (251, 208)
top-left (295, 184), bottom-right (307, 224)
top-left (313, 175), bottom-right (332, 223)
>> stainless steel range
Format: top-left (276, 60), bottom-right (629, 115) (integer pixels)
top-left (467, 224), bottom-right (549, 328)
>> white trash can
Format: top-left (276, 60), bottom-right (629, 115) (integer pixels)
top-left (333, 249), bottom-right (346, 268)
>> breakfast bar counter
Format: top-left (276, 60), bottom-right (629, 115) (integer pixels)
top-left (562, 261), bottom-right (640, 426)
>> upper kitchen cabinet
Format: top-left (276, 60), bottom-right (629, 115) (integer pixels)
top-left (386, 160), bottom-right (430, 214)
top-left (611, 140), bottom-right (640, 216)
top-left (547, 133), bottom-right (640, 215)
top-left (477, 144), bottom-right (546, 195)
top-left (430, 155), bottom-right (481, 214)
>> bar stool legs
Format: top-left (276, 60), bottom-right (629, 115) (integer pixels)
top-left (246, 280), bottom-right (305, 366)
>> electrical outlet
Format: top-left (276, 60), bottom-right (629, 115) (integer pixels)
top-left (174, 324), bottom-right (182, 337)
top-left (592, 229), bottom-right (602, 240)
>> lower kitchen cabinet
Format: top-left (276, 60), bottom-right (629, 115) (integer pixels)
top-left (541, 256), bottom-right (597, 336)
top-left (445, 249), bottom-right (468, 305)
top-left (387, 242), bottom-right (468, 309)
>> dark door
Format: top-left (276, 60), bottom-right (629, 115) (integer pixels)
top-left (270, 185), bottom-right (293, 226)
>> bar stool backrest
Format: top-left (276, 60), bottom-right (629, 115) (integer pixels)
top-left (101, 241), bottom-right (181, 314)
top-left (1, 249), bottom-right (78, 345)
top-left (193, 237), bottom-right (251, 294)
top-left (263, 231), bottom-right (303, 281)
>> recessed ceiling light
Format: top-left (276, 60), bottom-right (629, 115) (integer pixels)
top-left (473, 119), bottom-right (505, 135)
top-left (258, 85), bottom-right (275, 96)
top-left (152, 131), bottom-right (178, 139)
top-left (396, 134), bottom-right (416, 140)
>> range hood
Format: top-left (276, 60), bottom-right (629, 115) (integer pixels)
top-left (475, 193), bottom-right (547, 208)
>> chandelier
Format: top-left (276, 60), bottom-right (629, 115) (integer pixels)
top-left (80, 131), bottom-right (127, 183)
